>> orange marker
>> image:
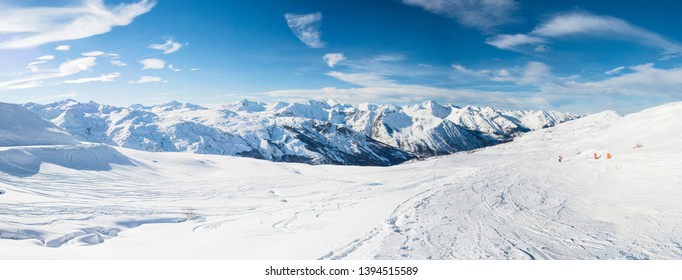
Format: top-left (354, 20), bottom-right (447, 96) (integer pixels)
top-left (607, 153), bottom-right (612, 159)
top-left (594, 153), bottom-right (598, 160)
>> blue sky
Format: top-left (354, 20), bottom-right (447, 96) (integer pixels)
top-left (1, 0), bottom-right (681, 114)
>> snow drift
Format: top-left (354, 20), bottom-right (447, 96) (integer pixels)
top-left (0, 102), bottom-right (79, 147)
top-left (0, 103), bottom-right (134, 177)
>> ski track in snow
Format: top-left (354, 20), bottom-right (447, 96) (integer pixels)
top-left (1, 102), bottom-right (682, 259)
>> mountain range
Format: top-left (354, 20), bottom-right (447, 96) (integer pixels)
top-left (22, 99), bottom-right (577, 165)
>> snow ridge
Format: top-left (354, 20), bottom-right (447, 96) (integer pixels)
top-left (0, 102), bottom-right (79, 147)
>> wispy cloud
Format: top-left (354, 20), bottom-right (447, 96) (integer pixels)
top-left (487, 12), bottom-right (682, 55)
top-left (110, 60), bottom-right (127, 67)
top-left (139, 58), bottom-right (165, 70)
top-left (452, 64), bottom-right (491, 76)
top-left (402, 0), bottom-right (518, 32)
top-left (485, 34), bottom-right (546, 52)
top-left (263, 60), bottom-right (682, 111)
top-left (168, 65), bottom-right (181, 72)
top-left (0, 57), bottom-right (96, 90)
top-left (28, 61), bottom-right (48, 66)
top-left (55, 45), bottom-right (70, 51)
top-left (327, 71), bottom-right (395, 87)
top-left (323, 53), bottom-right (346, 68)
top-left (30, 91), bottom-right (79, 102)
top-left (26, 57), bottom-right (54, 73)
top-left (605, 66), bottom-right (625, 75)
top-left (545, 63), bottom-right (682, 96)
top-left (82, 51), bottom-right (106, 57)
top-left (148, 38), bottom-right (184, 54)
top-left (26, 66), bottom-right (40, 73)
top-left (128, 76), bottom-right (164, 84)
top-left (5, 81), bottom-right (44, 90)
top-left (452, 61), bottom-right (682, 98)
top-left (37, 55), bottom-right (55, 61)
top-left (0, 0), bottom-right (156, 49)
top-left (373, 54), bottom-right (407, 62)
top-left (453, 61), bottom-right (554, 85)
top-left (260, 70), bottom-right (546, 108)
top-left (64, 72), bottom-right (120, 84)
top-left (284, 12), bottom-right (326, 48)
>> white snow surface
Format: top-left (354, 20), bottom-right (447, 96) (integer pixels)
top-left (1, 102), bottom-right (681, 259)
top-left (0, 102), bottom-right (79, 147)
top-left (23, 99), bottom-right (576, 164)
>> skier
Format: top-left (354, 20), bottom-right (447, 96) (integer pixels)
top-left (558, 155), bottom-right (563, 162)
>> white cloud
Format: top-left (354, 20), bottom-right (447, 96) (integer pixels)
top-left (0, 57), bottom-right (96, 90)
top-left (190, 68), bottom-right (200, 71)
top-left (451, 61), bottom-right (554, 85)
top-left (373, 54), bottom-right (407, 62)
top-left (327, 71), bottom-right (395, 87)
top-left (28, 61), bottom-right (47, 66)
top-left (60, 57), bottom-right (96, 74)
top-left (0, 0), bottom-right (156, 49)
top-left (284, 12), bottom-right (326, 48)
top-left (31, 91), bottom-right (79, 102)
top-left (488, 12), bottom-right (682, 54)
top-left (519, 62), bottom-right (552, 84)
top-left (82, 51), bottom-right (106, 57)
top-left (168, 65), bottom-right (181, 72)
top-left (37, 55), bottom-right (55, 61)
top-left (26, 66), bottom-right (39, 73)
top-left (55, 45), bottom-right (70, 51)
top-left (148, 38), bottom-right (183, 54)
top-left (462, 60), bottom-right (682, 98)
top-left (546, 63), bottom-right (682, 96)
top-left (534, 45), bottom-right (548, 52)
top-left (402, 0), bottom-right (518, 32)
top-left (497, 69), bottom-right (511, 77)
top-left (64, 72), bottom-right (120, 84)
top-left (485, 34), bottom-right (546, 51)
top-left (139, 58), bottom-right (165, 70)
top-left (605, 66), bottom-right (625, 75)
top-left (452, 64), bottom-right (491, 76)
top-left (323, 53), bottom-right (347, 68)
top-left (453, 61), bottom-right (556, 87)
top-left (110, 60), bottom-right (127, 67)
top-left (6, 81), bottom-right (44, 90)
top-left (260, 72), bottom-right (545, 108)
top-left (128, 76), bottom-right (163, 84)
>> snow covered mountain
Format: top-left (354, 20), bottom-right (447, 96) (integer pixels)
top-left (23, 99), bottom-right (576, 165)
top-left (2, 101), bottom-right (681, 259)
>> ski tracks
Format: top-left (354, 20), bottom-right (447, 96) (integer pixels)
top-left (332, 158), bottom-right (624, 259)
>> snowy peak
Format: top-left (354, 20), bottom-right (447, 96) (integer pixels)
top-left (407, 100), bottom-right (452, 119)
top-left (275, 101), bottom-right (331, 120)
top-left (221, 99), bottom-right (267, 112)
top-left (153, 100), bottom-right (206, 111)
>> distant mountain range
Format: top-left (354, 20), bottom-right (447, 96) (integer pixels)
top-left (22, 99), bottom-right (577, 166)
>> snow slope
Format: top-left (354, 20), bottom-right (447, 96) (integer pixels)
top-left (0, 102), bottom-right (79, 147)
top-left (1, 102), bottom-right (680, 259)
top-left (24, 99), bottom-right (576, 165)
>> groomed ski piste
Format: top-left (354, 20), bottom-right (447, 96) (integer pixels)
top-left (1, 101), bottom-right (681, 259)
